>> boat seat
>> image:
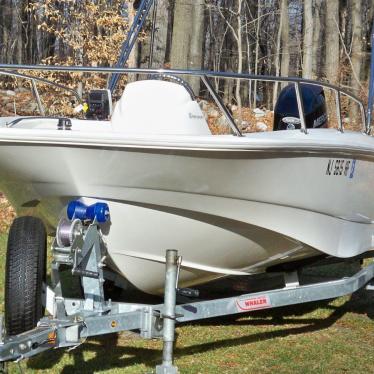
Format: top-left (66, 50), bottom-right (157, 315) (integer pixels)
top-left (111, 80), bottom-right (211, 135)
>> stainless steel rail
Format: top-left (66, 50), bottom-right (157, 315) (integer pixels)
top-left (30, 79), bottom-right (45, 116)
top-left (0, 64), bottom-right (368, 135)
top-left (201, 75), bottom-right (242, 136)
top-left (0, 69), bottom-right (83, 116)
top-left (294, 82), bottom-right (307, 134)
top-left (335, 90), bottom-right (343, 133)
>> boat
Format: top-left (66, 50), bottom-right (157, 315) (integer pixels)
top-left (0, 65), bottom-right (373, 295)
top-left (0, 6), bottom-right (373, 370)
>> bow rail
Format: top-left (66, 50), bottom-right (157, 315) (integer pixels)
top-left (0, 64), bottom-right (368, 136)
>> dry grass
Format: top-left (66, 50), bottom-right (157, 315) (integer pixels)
top-left (2, 280), bottom-right (373, 374)
top-left (0, 194), bottom-right (15, 235)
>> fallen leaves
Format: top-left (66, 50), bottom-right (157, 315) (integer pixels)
top-left (0, 193), bottom-right (15, 234)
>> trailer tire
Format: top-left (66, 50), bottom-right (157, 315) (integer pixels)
top-left (5, 216), bottom-right (46, 336)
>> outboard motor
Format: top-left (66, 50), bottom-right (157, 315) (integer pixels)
top-left (273, 84), bottom-right (328, 130)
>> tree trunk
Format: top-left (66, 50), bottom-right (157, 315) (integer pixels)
top-left (312, 0), bottom-right (322, 78)
top-left (325, 0), bottom-right (339, 84)
top-left (302, 0), bottom-right (313, 78)
top-left (273, 0), bottom-right (286, 107)
top-left (351, 0), bottom-right (363, 89)
top-left (126, 1), bottom-right (139, 83)
top-left (1, 0), bottom-right (10, 63)
top-left (350, 0), bottom-right (363, 126)
top-left (189, 1), bottom-right (205, 94)
top-left (244, 10), bottom-right (252, 107)
top-left (363, 2), bottom-right (374, 82)
top-left (170, 0), bottom-right (204, 95)
top-left (280, 0), bottom-right (289, 82)
top-left (170, 0), bottom-right (193, 69)
top-left (151, 0), bottom-right (169, 67)
top-left (253, 1), bottom-right (261, 108)
top-left (11, 0), bottom-right (22, 63)
top-left (235, 0), bottom-right (243, 119)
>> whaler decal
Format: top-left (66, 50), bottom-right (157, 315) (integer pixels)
top-left (236, 295), bottom-right (271, 311)
top-left (326, 159), bottom-right (356, 178)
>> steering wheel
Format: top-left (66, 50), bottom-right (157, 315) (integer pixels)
top-left (148, 74), bottom-right (196, 100)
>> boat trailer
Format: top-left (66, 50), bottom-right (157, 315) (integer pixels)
top-left (0, 211), bottom-right (374, 373)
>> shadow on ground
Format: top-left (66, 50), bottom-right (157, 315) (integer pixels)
top-left (26, 261), bottom-right (374, 373)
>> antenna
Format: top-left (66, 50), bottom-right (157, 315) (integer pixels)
top-left (108, 0), bottom-right (155, 93)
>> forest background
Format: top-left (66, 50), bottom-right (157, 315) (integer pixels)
top-left (0, 3), bottom-right (374, 371)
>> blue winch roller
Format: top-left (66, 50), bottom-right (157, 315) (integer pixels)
top-left (67, 201), bottom-right (110, 223)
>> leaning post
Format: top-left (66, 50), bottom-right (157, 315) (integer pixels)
top-left (156, 250), bottom-right (179, 374)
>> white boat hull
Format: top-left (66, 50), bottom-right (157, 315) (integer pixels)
top-left (0, 126), bottom-right (374, 293)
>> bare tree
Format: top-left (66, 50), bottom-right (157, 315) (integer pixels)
top-left (253, 1), bottom-right (261, 107)
top-left (1, 0), bottom-right (373, 121)
top-left (170, 0), bottom-right (204, 94)
top-left (350, 0), bottom-right (363, 124)
top-left (170, 0), bottom-right (192, 69)
top-left (280, 0), bottom-right (290, 80)
top-left (351, 0), bottom-right (363, 90)
top-left (218, 0), bottom-right (244, 114)
top-left (0, 0), bottom-right (10, 63)
top-left (312, 0), bottom-right (322, 78)
top-left (302, 0), bottom-right (313, 78)
top-left (189, 1), bottom-right (205, 93)
top-left (325, 0), bottom-right (339, 84)
top-left (273, 0), bottom-right (289, 106)
top-left (151, 0), bottom-right (169, 67)
top-left (9, 0), bottom-right (22, 63)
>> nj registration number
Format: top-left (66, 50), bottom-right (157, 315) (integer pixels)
top-left (326, 159), bottom-right (356, 178)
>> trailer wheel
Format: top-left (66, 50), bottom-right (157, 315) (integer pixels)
top-left (5, 216), bottom-right (46, 336)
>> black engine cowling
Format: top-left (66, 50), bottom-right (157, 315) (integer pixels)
top-left (273, 84), bottom-right (328, 131)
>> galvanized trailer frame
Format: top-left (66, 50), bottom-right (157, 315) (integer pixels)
top-left (0, 220), bottom-right (373, 373)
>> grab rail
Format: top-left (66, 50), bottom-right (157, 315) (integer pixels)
top-left (201, 75), bottom-right (242, 136)
top-left (0, 70), bottom-right (83, 116)
top-left (0, 64), bottom-right (368, 135)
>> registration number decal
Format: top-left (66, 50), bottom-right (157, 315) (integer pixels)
top-left (326, 159), bottom-right (356, 178)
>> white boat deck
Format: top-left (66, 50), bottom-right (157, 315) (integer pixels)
top-left (0, 118), bottom-right (373, 158)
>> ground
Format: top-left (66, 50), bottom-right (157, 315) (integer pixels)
top-left (0, 197), bottom-right (374, 373)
